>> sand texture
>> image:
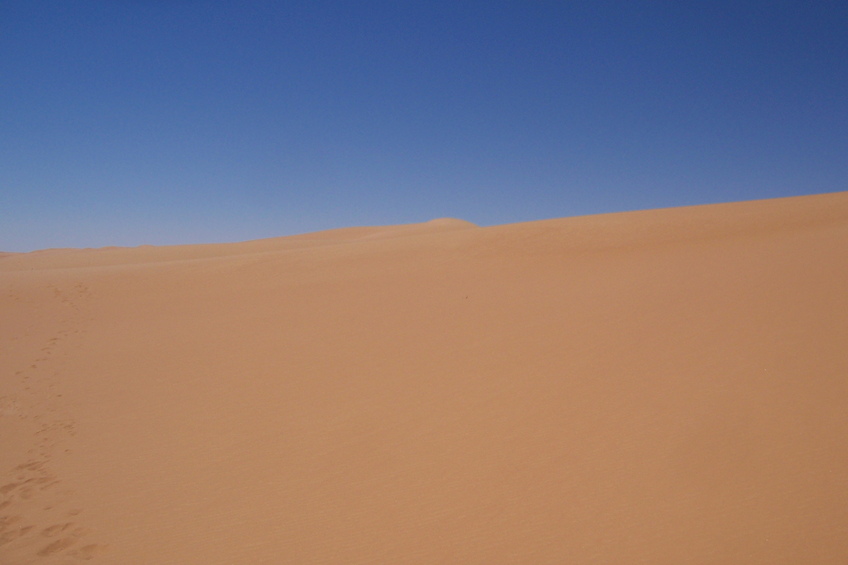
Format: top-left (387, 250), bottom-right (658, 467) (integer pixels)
top-left (2, 193), bottom-right (848, 563)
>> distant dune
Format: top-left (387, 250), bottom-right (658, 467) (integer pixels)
top-left (0, 218), bottom-right (478, 271)
top-left (2, 192), bottom-right (847, 564)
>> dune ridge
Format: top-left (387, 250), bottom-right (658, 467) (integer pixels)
top-left (2, 191), bottom-right (848, 563)
top-left (0, 217), bottom-right (478, 272)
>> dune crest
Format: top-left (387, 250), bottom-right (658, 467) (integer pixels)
top-left (0, 218), bottom-right (479, 271)
top-left (2, 192), bottom-right (847, 564)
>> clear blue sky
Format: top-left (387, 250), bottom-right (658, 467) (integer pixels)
top-left (2, 1), bottom-right (847, 251)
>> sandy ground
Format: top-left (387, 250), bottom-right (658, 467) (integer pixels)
top-left (2, 192), bottom-right (847, 564)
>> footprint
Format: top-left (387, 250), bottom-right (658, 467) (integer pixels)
top-left (43, 522), bottom-right (74, 537)
top-left (0, 515), bottom-right (23, 531)
top-left (0, 530), bottom-right (20, 546)
top-left (0, 523), bottom-right (33, 546)
top-left (0, 483), bottom-right (19, 495)
top-left (38, 536), bottom-right (78, 556)
top-left (72, 544), bottom-right (108, 560)
top-left (16, 460), bottom-right (45, 471)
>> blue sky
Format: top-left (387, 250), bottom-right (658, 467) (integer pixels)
top-left (2, 1), bottom-right (847, 251)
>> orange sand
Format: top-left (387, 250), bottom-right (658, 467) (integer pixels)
top-left (2, 192), bottom-right (848, 563)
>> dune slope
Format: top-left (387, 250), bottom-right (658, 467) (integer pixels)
top-left (2, 193), bottom-right (848, 564)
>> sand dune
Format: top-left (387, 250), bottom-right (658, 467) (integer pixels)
top-left (2, 192), bottom-right (847, 563)
top-left (0, 218), bottom-right (477, 272)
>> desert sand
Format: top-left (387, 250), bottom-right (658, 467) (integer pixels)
top-left (2, 192), bottom-right (848, 564)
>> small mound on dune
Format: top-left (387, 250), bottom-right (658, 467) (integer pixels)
top-left (423, 217), bottom-right (479, 229)
top-left (357, 217), bottom-right (478, 241)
